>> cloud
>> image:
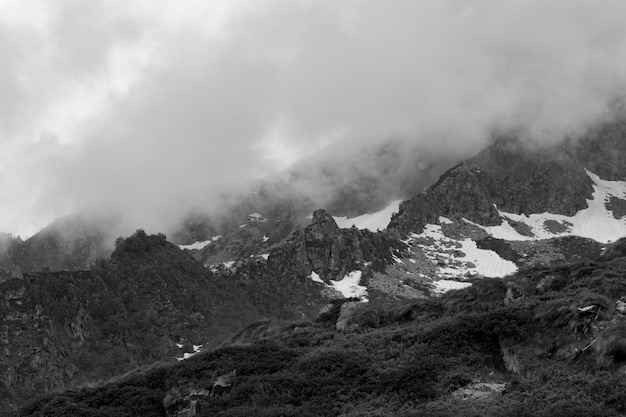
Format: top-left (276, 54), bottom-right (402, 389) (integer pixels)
top-left (1, 0), bottom-right (626, 237)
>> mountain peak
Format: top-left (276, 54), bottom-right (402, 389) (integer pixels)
top-left (309, 209), bottom-right (340, 236)
top-left (389, 135), bottom-right (597, 236)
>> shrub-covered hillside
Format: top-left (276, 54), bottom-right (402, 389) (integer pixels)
top-left (12, 246), bottom-right (626, 417)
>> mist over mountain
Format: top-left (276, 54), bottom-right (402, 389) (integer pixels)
top-left (3, 1), bottom-right (626, 237)
top-left (2, 116), bottom-right (626, 414)
top-left (5, 1), bottom-right (626, 415)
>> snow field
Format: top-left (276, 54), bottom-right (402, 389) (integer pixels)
top-left (475, 170), bottom-right (626, 243)
top-left (308, 270), bottom-right (368, 301)
top-left (433, 280), bottom-right (472, 293)
top-left (179, 235), bottom-right (222, 250)
top-left (410, 223), bottom-right (517, 279)
top-left (333, 200), bottom-right (402, 231)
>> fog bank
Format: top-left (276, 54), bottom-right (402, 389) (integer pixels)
top-left (1, 0), bottom-right (626, 236)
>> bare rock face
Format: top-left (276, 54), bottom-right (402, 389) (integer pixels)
top-left (335, 301), bottom-right (362, 332)
top-left (268, 209), bottom-right (400, 281)
top-left (576, 120), bottom-right (626, 181)
top-left (389, 138), bottom-right (595, 235)
top-left (451, 382), bottom-right (506, 400)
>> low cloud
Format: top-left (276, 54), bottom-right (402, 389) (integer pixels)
top-left (2, 0), bottom-right (626, 237)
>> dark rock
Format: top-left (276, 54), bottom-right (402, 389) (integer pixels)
top-left (475, 238), bottom-right (521, 263)
top-left (576, 119), bottom-right (626, 180)
top-left (389, 138), bottom-right (594, 235)
top-left (2, 226), bottom-right (367, 412)
top-left (607, 196), bottom-right (626, 220)
top-left (600, 237), bottom-right (626, 261)
top-left (268, 209), bottom-right (401, 281)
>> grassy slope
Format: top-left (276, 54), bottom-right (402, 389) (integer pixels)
top-left (12, 254), bottom-right (626, 417)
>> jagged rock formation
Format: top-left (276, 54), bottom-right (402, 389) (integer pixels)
top-left (0, 211), bottom-right (400, 411)
top-left (172, 139), bottom-right (459, 265)
top-left (390, 121), bottom-right (626, 237)
top-left (268, 210), bottom-right (401, 281)
top-left (389, 138), bottom-right (594, 235)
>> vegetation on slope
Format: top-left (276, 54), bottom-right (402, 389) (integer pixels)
top-left (12, 251), bottom-right (626, 416)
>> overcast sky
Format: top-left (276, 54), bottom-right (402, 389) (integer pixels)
top-left (2, 0), bottom-right (626, 237)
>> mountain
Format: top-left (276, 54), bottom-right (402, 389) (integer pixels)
top-left (4, 119), bottom-right (626, 414)
top-left (12, 240), bottom-right (626, 417)
top-left (171, 139), bottom-right (458, 267)
top-left (0, 140), bottom-right (453, 284)
top-left (0, 213), bottom-right (121, 283)
top-left (385, 121), bottom-right (626, 290)
top-left (0, 211), bottom-right (402, 411)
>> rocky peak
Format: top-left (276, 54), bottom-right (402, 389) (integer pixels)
top-left (389, 135), bottom-right (597, 235)
top-left (307, 210), bottom-right (341, 239)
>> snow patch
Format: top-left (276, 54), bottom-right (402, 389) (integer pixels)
top-left (333, 200), bottom-right (402, 232)
top-left (176, 344), bottom-right (203, 361)
top-left (411, 224), bottom-right (517, 278)
top-left (433, 280), bottom-right (472, 293)
top-left (262, 235), bottom-right (269, 242)
top-left (260, 253), bottom-right (269, 260)
top-left (309, 270), bottom-right (368, 301)
top-left (179, 240), bottom-right (212, 250)
top-left (308, 271), bottom-right (324, 283)
top-left (473, 170), bottom-right (626, 243)
top-left (248, 213), bottom-right (267, 223)
top-left (178, 235), bottom-right (222, 250)
top-left (329, 271), bottom-right (368, 301)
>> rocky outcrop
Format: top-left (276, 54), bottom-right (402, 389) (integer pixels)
top-left (451, 382), bottom-right (506, 400)
top-left (268, 210), bottom-right (401, 281)
top-left (335, 301), bottom-right (362, 331)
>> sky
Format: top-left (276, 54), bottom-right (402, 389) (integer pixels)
top-left (2, 0), bottom-right (626, 237)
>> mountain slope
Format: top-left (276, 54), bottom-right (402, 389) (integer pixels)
top-left (5, 119), bottom-right (626, 413)
top-left (384, 123), bottom-right (626, 290)
top-left (0, 231), bottom-right (263, 410)
top-left (0, 213), bottom-right (120, 282)
top-left (13, 242), bottom-right (626, 417)
top-left (0, 211), bottom-right (403, 411)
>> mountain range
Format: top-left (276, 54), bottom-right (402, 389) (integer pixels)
top-left (2, 119), bottom-right (626, 415)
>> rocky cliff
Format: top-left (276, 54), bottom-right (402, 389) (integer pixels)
top-left (267, 210), bottom-right (401, 281)
top-left (388, 120), bottom-right (626, 237)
